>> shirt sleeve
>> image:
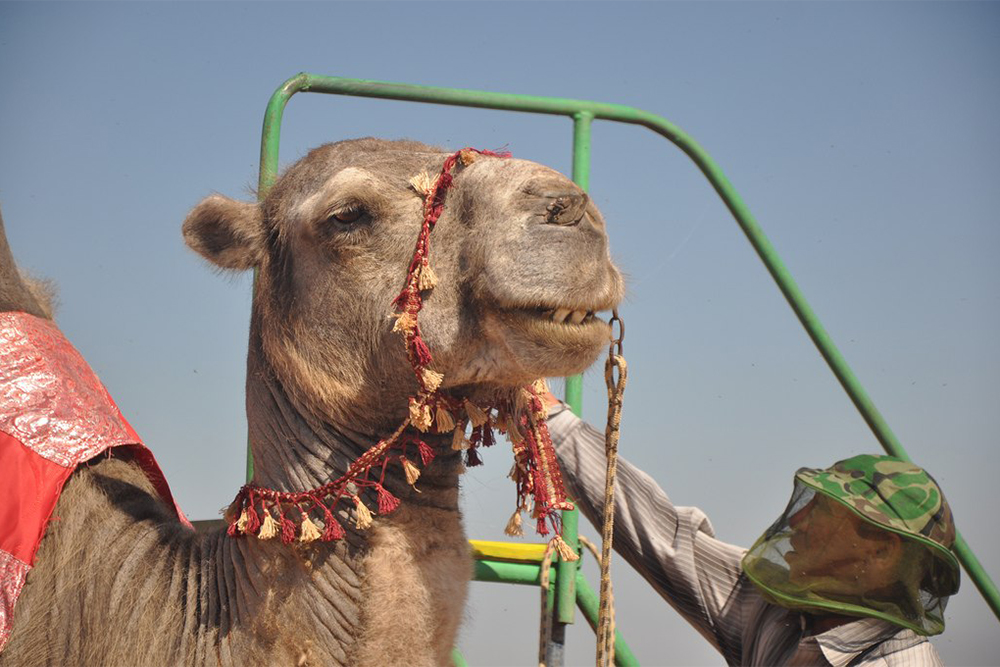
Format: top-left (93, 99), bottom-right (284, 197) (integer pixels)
top-left (547, 403), bottom-right (750, 653)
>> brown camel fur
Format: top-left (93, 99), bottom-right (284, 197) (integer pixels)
top-left (0, 138), bottom-right (623, 666)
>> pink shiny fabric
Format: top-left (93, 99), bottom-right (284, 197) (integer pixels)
top-left (0, 312), bottom-right (189, 651)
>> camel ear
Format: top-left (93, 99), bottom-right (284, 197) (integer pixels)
top-left (183, 195), bottom-right (265, 270)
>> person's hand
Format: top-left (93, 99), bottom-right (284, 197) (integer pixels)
top-left (541, 390), bottom-right (561, 412)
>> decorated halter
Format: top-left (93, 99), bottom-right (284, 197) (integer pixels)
top-left (225, 148), bottom-right (578, 561)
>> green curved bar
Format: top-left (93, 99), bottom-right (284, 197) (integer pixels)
top-left (575, 573), bottom-right (640, 667)
top-left (473, 558), bottom-right (554, 587)
top-left (253, 73), bottom-right (999, 629)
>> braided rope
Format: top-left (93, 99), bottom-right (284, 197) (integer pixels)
top-left (537, 539), bottom-right (559, 667)
top-left (597, 312), bottom-right (627, 667)
top-left (579, 535), bottom-right (616, 662)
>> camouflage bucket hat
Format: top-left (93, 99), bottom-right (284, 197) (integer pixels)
top-left (795, 454), bottom-right (960, 596)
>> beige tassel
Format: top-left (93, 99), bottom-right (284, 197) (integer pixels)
top-left (418, 263), bottom-right (438, 291)
top-left (515, 387), bottom-right (531, 416)
top-left (452, 426), bottom-right (469, 451)
top-left (258, 507), bottom-right (279, 540)
top-left (464, 398), bottom-right (489, 427)
top-left (235, 509), bottom-right (249, 534)
top-left (435, 405), bottom-right (456, 432)
top-left (401, 456), bottom-right (422, 486)
top-left (409, 397), bottom-right (433, 432)
top-left (392, 311), bottom-right (416, 334)
top-left (458, 149), bottom-right (478, 166)
top-left (553, 535), bottom-right (580, 562)
top-left (353, 496), bottom-right (373, 530)
top-left (299, 513), bottom-right (322, 543)
top-left (409, 170), bottom-right (435, 196)
top-left (422, 368), bottom-right (444, 393)
top-left (504, 509), bottom-right (524, 537)
top-left (532, 378), bottom-right (550, 396)
top-left (505, 415), bottom-right (525, 445)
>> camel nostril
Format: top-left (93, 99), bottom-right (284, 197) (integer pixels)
top-left (544, 193), bottom-right (588, 226)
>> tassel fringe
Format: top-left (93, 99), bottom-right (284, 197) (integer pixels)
top-left (299, 512), bottom-right (322, 543)
top-left (409, 170), bottom-right (435, 196)
top-left (354, 495), bottom-right (373, 530)
top-left (259, 508), bottom-right (279, 540)
top-left (464, 399), bottom-right (489, 427)
top-left (409, 397), bottom-right (433, 432)
top-left (452, 428), bottom-right (469, 451)
top-left (393, 312), bottom-right (416, 334)
top-left (376, 484), bottom-right (401, 514)
top-left (504, 509), bottom-right (524, 537)
top-left (435, 405), bottom-right (456, 432)
top-left (418, 263), bottom-right (438, 291)
top-left (553, 535), bottom-right (580, 562)
top-left (422, 368), bottom-right (444, 393)
top-left (401, 456), bottom-right (421, 486)
top-left (417, 440), bottom-right (436, 466)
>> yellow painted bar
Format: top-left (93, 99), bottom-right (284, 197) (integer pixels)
top-left (469, 539), bottom-right (549, 563)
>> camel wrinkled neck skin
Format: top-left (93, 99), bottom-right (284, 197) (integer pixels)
top-left (244, 322), bottom-right (463, 497)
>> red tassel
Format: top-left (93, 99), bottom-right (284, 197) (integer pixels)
top-left (375, 484), bottom-right (401, 514)
top-left (466, 446), bottom-right (483, 467)
top-left (227, 520), bottom-right (241, 537)
top-left (482, 426), bottom-right (495, 448)
top-left (393, 287), bottom-right (413, 310)
top-left (536, 517), bottom-right (550, 536)
top-left (246, 502), bottom-right (261, 534)
top-left (417, 440), bottom-right (435, 466)
top-left (280, 513), bottom-right (297, 545)
top-left (321, 513), bottom-right (345, 541)
top-left (411, 335), bottom-right (433, 366)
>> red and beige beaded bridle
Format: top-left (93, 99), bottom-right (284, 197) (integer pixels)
top-left (224, 148), bottom-right (578, 562)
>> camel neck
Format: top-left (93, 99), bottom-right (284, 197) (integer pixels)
top-left (242, 325), bottom-right (462, 499)
top-left (245, 352), bottom-right (368, 491)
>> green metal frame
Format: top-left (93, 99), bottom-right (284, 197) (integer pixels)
top-left (251, 72), bottom-right (1000, 664)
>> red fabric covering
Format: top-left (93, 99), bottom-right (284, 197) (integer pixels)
top-left (0, 312), bottom-right (189, 651)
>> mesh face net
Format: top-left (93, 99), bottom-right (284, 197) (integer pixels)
top-left (741, 483), bottom-right (951, 636)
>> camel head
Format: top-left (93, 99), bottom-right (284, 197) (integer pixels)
top-left (183, 138), bottom-right (623, 430)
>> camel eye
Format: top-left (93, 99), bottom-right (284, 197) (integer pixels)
top-left (327, 207), bottom-right (366, 224)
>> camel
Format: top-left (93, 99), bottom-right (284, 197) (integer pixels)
top-left (0, 138), bottom-right (623, 666)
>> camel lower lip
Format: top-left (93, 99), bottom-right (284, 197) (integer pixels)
top-left (498, 308), bottom-right (612, 339)
top-left (504, 307), bottom-right (608, 327)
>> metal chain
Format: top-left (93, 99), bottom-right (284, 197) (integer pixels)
top-left (597, 310), bottom-right (627, 667)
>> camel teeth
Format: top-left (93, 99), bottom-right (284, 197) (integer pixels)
top-left (552, 308), bottom-right (571, 324)
top-left (568, 310), bottom-right (587, 325)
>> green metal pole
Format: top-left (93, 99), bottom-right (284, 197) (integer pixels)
top-left (473, 559), bottom-right (552, 586)
top-left (253, 73), bottom-right (1000, 623)
top-left (451, 648), bottom-right (469, 667)
top-left (555, 111), bottom-right (594, 629)
top-left (575, 573), bottom-right (640, 667)
top-left (563, 111), bottom-right (593, 417)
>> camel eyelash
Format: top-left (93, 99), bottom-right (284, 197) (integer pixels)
top-left (325, 205), bottom-right (367, 225)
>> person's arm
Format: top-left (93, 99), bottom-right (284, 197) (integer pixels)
top-left (547, 402), bottom-right (749, 653)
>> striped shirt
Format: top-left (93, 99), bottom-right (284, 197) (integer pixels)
top-left (547, 405), bottom-right (943, 666)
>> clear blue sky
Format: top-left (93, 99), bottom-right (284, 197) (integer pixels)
top-left (2, 2), bottom-right (998, 665)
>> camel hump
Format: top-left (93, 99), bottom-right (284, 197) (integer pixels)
top-left (0, 206), bottom-right (54, 319)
